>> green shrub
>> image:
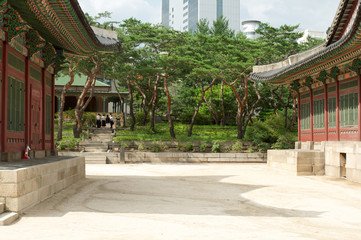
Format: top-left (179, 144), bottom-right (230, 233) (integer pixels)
top-left (138, 143), bottom-right (146, 151)
top-left (82, 112), bottom-right (97, 127)
top-left (151, 141), bottom-right (168, 152)
top-left (272, 134), bottom-right (296, 149)
top-left (244, 120), bottom-right (277, 146)
top-left (56, 138), bottom-right (79, 150)
top-left (247, 147), bottom-right (254, 153)
top-left (199, 142), bottom-right (208, 152)
top-left (178, 111), bottom-right (213, 125)
top-left (231, 141), bottom-right (243, 152)
top-left (211, 140), bottom-right (222, 153)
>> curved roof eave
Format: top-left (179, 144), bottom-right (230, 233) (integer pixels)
top-left (250, 0), bottom-right (361, 84)
top-left (8, 0), bottom-right (121, 55)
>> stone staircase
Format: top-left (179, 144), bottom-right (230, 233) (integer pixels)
top-left (80, 128), bottom-right (116, 164)
top-left (0, 203), bottom-right (19, 226)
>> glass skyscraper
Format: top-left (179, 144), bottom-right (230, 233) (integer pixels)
top-left (162, 0), bottom-right (240, 33)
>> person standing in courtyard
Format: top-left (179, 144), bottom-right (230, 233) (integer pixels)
top-left (106, 114), bottom-right (110, 128)
top-left (110, 113), bottom-right (114, 129)
top-left (101, 114), bottom-right (106, 128)
top-left (96, 113), bottom-right (101, 128)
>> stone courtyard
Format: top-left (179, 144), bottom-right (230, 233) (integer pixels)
top-left (1, 163), bottom-right (361, 240)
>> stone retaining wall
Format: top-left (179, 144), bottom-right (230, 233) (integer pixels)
top-left (124, 152), bottom-right (266, 163)
top-left (267, 150), bottom-right (325, 176)
top-left (0, 157), bottom-right (85, 213)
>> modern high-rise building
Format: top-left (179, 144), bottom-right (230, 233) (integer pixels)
top-left (162, 0), bottom-right (240, 33)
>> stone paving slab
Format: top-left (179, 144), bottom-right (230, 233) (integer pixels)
top-left (1, 163), bottom-right (361, 240)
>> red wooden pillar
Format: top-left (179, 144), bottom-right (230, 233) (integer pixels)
top-left (0, 41), bottom-right (7, 152)
top-left (24, 57), bottom-right (30, 147)
top-left (51, 74), bottom-right (55, 150)
top-left (297, 92), bottom-right (301, 142)
top-left (336, 79), bottom-right (340, 141)
top-left (41, 68), bottom-right (46, 150)
top-left (1, 41), bottom-right (8, 152)
top-left (358, 72), bottom-right (361, 141)
top-left (310, 88), bottom-right (314, 141)
top-left (324, 84), bottom-right (329, 141)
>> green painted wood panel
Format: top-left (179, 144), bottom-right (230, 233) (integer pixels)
top-left (7, 76), bottom-right (25, 132)
top-left (301, 102), bottom-right (311, 130)
top-left (46, 94), bottom-right (51, 135)
top-left (328, 97), bottom-right (336, 128)
top-left (340, 92), bottom-right (358, 127)
top-left (8, 52), bottom-right (24, 73)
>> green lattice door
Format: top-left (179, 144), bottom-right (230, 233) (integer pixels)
top-left (31, 90), bottom-right (41, 149)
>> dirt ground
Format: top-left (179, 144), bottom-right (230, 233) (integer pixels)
top-left (1, 163), bottom-right (361, 240)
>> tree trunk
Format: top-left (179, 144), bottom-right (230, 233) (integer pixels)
top-left (272, 86), bottom-right (284, 116)
top-left (57, 59), bottom-right (79, 141)
top-left (188, 78), bottom-right (217, 137)
top-left (127, 79), bottom-right (135, 131)
top-left (73, 75), bottom-right (97, 138)
top-left (150, 74), bottom-right (160, 133)
top-left (73, 56), bottom-right (101, 138)
top-left (164, 75), bottom-right (176, 139)
top-left (112, 79), bottom-right (126, 127)
top-left (134, 82), bottom-right (148, 126)
top-left (121, 97), bottom-right (126, 127)
top-left (220, 80), bottom-right (226, 126)
top-left (284, 89), bottom-right (292, 128)
top-left (241, 81), bottom-right (262, 139)
top-left (203, 96), bottom-right (218, 124)
top-left (222, 75), bottom-right (248, 140)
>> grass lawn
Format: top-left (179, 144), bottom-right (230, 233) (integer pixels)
top-left (114, 123), bottom-right (239, 142)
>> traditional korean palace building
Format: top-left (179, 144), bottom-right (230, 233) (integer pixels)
top-left (0, 0), bottom-right (120, 162)
top-left (55, 73), bottom-right (128, 114)
top-left (0, 0), bottom-right (120, 220)
top-left (250, 0), bottom-right (361, 183)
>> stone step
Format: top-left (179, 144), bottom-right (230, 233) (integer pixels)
top-left (85, 155), bottom-right (107, 164)
top-left (0, 212), bottom-right (19, 226)
top-left (84, 148), bottom-right (108, 152)
top-left (0, 203), bottom-right (4, 214)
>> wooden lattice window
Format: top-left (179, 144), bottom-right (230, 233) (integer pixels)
top-left (46, 75), bottom-right (52, 88)
top-left (8, 52), bottom-right (25, 73)
top-left (340, 92), bottom-right (358, 127)
top-left (301, 102), bottom-right (311, 130)
top-left (313, 99), bottom-right (325, 129)
top-left (7, 76), bottom-right (25, 132)
top-left (30, 66), bottom-right (42, 82)
top-left (46, 94), bottom-right (51, 135)
top-left (328, 97), bottom-right (336, 128)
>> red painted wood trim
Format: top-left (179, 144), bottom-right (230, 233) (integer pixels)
top-left (0, 41), bottom-right (6, 152)
top-left (42, 68), bottom-right (46, 150)
top-left (310, 89), bottom-right (314, 141)
top-left (336, 79), bottom-right (340, 141)
top-left (51, 74), bottom-right (55, 150)
top-left (1, 42), bottom-right (8, 152)
top-left (358, 72), bottom-right (361, 141)
top-left (25, 57), bottom-right (30, 147)
top-left (325, 84), bottom-right (329, 141)
top-left (297, 92), bottom-right (301, 141)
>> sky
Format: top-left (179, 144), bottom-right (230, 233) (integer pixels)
top-left (78, 0), bottom-right (341, 32)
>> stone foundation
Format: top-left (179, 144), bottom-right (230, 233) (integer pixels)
top-left (269, 141), bottom-right (361, 183)
top-left (267, 149), bottom-right (325, 176)
top-left (0, 157), bottom-right (85, 213)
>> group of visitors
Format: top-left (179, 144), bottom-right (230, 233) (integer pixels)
top-left (96, 113), bottom-right (114, 129)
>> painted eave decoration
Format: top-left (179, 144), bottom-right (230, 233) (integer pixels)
top-left (250, 0), bottom-right (361, 87)
top-left (6, 0), bottom-right (121, 56)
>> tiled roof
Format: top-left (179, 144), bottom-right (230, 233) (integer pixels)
top-left (9, 0), bottom-right (121, 55)
top-left (55, 73), bottom-right (110, 87)
top-left (250, 0), bottom-right (361, 84)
